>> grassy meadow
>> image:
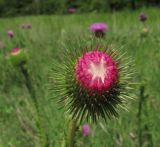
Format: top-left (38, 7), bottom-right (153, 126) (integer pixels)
top-left (0, 8), bottom-right (160, 147)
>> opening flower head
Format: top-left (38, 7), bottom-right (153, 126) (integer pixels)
top-left (7, 30), bottom-right (14, 38)
top-left (139, 13), bottom-right (147, 22)
top-left (11, 48), bottom-right (21, 56)
top-left (9, 48), bottom-right (27, 65)
top-left (90, 23), bottom-right (108, 38)
top-left (50, 46), bottom-right (134, 123)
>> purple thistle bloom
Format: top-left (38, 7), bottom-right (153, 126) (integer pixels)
top-left (68, 8), bottom-right (76, 13)
top-left (82, 124), bottom-right (90, 137)
top-left (7, 30), bottom-right (14, 38)
top-left (90, 23), bottom-right (108, 38)
top-left (139, 13), bottom-right (147, 22)
top-left (22, 23), bottom-right (32, 29)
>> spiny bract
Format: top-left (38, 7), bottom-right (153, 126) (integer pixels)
top-left (50, 46), bottom-right (134, 123)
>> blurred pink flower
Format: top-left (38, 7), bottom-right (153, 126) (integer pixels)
top-left (11, 48), bottom-right (21, 56)
top-left (89, 23), bottom-right (108, 38)
top-left (82, 124), bottom-right (90, 137)
top-left (90, 23), bottom-right (108, 33)
top-left (139, 13), bottom-right (147, 22)
top-left (7, 30), bottom-right (14, 38)
top-left (68, 7), bottom-right (76, 13)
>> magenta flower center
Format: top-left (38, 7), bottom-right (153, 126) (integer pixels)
top-left (75, 51), bottom-right (118, 91)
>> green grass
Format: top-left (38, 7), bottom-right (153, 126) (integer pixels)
top-left (0, 7), bottom-right (160, 147)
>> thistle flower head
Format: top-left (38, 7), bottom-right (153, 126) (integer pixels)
top-left (9, 48), bottom-right (27, 65)
top-left (50, 46), bottom-right (134, 123)
top-left (75, 50), bottom-right (118, 92)
top-left (11, 48), bottom-right (21, 56)
top-left (68, 7), bottom-right (76, 13)
top-left (139, 13), bottom-right (147, 22)
top-left (22, 24), bottom-right (25, 29)
top-left (22, 23), bottom-right (32, 29)
top-left (7, 30), bottom-right (14, 38)
top-left (90, 23), bottom-right (108, 38)
top-left (90, 23), bottom-right (108, 32)
top-left (82, 124), bottom-right (90, 137)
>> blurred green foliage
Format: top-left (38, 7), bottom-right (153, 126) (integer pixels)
top-left (0, 0), bottom-right (160, 16)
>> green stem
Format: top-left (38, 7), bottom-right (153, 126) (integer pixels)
top-left (67, 119), bottom-right (77, 147)
top-left (19, 64), bottom-right (36, 101)
top-left (137, 86), bottom-right (144, 147)
top-left (19, 64), bottom-right (47, 147)
top-left (137, 85), bottom-right (153, 147)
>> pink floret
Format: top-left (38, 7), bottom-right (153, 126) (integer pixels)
top-left (75, 50), bottom-right (118, 92)
top-left (82, 124), bottom-right (90, 137)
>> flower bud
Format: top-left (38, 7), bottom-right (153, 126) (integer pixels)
top-left (9, 48), bottom-right (27, 66)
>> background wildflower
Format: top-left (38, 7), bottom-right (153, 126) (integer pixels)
top-left (82, 124), bottom-right (90, 137)
top-left (68, 8), bottom-right (76, 13)
top-left (139, 13), bottom-right (147, 22)
top-left (9, 48), bottom-right (27, 66)
top-left (90, 23), bottom-right (108, 38)
top-left (7, 30), bottom-right (14, 38)
top-left (22, 23), bottom-right (32, 29)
